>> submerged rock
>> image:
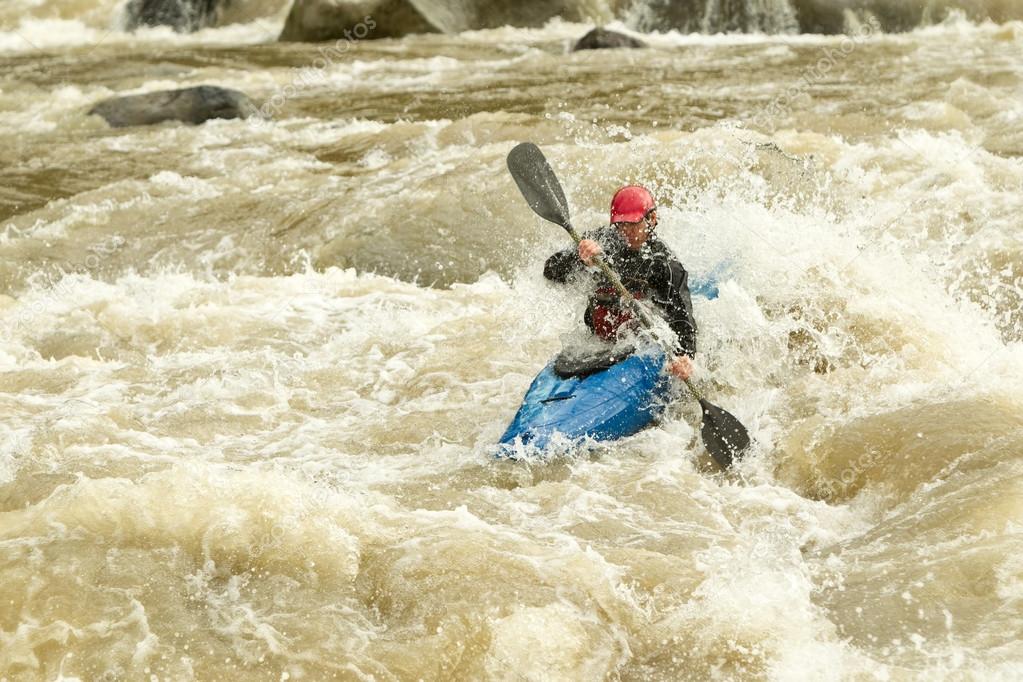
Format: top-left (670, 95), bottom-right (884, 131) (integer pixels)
top-left (278, 0), bottom-right (602, 42)
top-left (89, 86), bottom-right (260, 128)
top-left (124, 0), bottom-right (226, 32)
top-left (572, 27), bottom-right (646, 51)
top-left (280, 0), bottom-right (427, 41)
top-left (792, 0), bottom-right (1023, 33)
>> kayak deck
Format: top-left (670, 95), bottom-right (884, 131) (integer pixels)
top-left (498, 348), bottom-right (670, 454)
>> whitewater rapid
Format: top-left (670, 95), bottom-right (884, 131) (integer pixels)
top-left (1, 6), bottom-right (1022, 681)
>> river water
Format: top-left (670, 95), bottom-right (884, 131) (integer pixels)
top-left (1, 3), bottom-right (1022, 680)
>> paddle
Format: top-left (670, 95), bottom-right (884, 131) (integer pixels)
top-left (506, 142), bottom-right (751, 468)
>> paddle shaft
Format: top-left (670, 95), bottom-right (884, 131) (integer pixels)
top-left (559, 222), bottom-right (706, 402)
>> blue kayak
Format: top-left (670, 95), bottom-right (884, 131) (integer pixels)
top-left (498, 347), bottom-right (671, 453)
top-left (498, 268), bottom-right (723, 455)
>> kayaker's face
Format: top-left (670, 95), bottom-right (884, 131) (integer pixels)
top-left (617, 210), bottom-right (657, 250)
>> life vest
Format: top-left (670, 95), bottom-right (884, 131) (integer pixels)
top-left (586, 286), bottom-right (643, 341)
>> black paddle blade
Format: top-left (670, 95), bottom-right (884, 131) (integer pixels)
top-left (699, 398), bottom-right (751, 469)
top-left (506, 142), bottom-right (572, 229)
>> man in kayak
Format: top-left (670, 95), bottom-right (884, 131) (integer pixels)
top-left (543, 185), bottom-right (697, 381)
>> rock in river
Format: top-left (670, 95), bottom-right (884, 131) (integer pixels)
top-left (572, 27), bottom-right (646, 51)
top-left (89, 86), bottom-right (260, 128)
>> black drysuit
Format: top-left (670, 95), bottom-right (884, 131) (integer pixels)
top-left (543, 226), bottom-right (698, 357)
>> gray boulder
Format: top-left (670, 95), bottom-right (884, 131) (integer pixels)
top-left (791, 0), bottom-right (1023, 33)
top-left (278, 0), bottom-right (602, 42)
top-left (790, 0), bottom-right (847, 33)
top-left (89, 86), bottom-right (260, 128)
top-left (280, 0), bottom-right (433, 41)
top-left (124, 0), bottom-right (226, 32)
top-left (572, 27), bottom-right (646, 51)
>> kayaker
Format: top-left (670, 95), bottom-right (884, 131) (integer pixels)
top-left (543, 185), bottom-right (697, 381)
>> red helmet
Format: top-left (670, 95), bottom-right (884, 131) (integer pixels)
top-left (610, 185), bottom-right (656, 224)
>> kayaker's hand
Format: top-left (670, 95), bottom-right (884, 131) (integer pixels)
top-left (578, 239), bottom-right (602, 266)
top-left (668, 356), bottom-right (694, 381)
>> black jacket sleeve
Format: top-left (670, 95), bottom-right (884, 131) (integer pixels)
top-left (650, 257), bottom-right (698, 358)
top-left (543, 245), bottom-right (583, 283)
top-left (544, 227), bottom-right (613, 282)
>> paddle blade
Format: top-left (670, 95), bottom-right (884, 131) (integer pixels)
top-left (699, 398), bottom-right (751, 469)
top-left (506, 142), bottom-right (572, 230)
